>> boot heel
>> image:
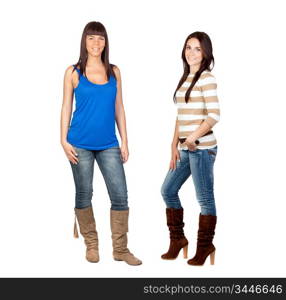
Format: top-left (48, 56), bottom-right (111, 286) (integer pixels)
top-left (210, 250), bottom-right (215, 265)
top-left (183, 245), bottom-right (188, 259)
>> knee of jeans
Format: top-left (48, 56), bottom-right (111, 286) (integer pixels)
top-left (161, 184), bottom-right (177, 199)
top-left (161, 184), bottom-right (167, 197)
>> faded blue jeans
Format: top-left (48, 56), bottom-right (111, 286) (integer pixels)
top-left (161, 146), bottom-right (217, 216)
top-left (70, 146), bottom-right (128, 210)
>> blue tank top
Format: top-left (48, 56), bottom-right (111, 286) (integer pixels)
top-left (67, 67), bottom-right (119, 150)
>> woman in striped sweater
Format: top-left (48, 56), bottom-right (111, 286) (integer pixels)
top-left (161, 32), bottom-right (220, 266)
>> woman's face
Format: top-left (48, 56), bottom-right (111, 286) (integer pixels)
top-left (185, 38), bottom-right (203, 68)
top-left (86, 34), bottom-right (105, 57)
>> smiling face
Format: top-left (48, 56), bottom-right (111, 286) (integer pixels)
top-left (185, 38), bottom-right (203, 70)
top-left (86, 34), bottom-right (106, 57)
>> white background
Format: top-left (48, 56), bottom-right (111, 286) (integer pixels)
top-left (0, 0), bottom-right (285, 277)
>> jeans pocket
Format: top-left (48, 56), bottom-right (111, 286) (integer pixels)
top-left (208, 149), bottom-right (217, 156)
top-left (207, 147), bottom-right (217, 162)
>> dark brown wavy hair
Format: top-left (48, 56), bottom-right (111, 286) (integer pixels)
top-left (73, 21), bottom-right (115, 79)
top-left (174, 32), bottom-right (214, 103)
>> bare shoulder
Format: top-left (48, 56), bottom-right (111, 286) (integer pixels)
top-left (65, 65), bottom-right (80, 82)
top-left (112, 65), bottom-right (121, 80)
top-left (64, 65), bottom-right (75, 78)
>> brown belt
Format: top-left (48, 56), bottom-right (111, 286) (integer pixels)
top-left (179, 131), bottom-right (213, 145)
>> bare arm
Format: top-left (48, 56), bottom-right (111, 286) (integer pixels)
top-left (60, 66), bottom-right (74, 144)
top-left (171, 118), bottom-right (180, 149)
top-left (60, 66), bottom-right (78, 164)
top-left (113, 66), bottom-right (129, 163)
top-left (169, 118), bottom-right (181, 170)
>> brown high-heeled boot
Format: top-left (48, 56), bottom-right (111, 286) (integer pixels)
top-left (74, 206), bottom-right (99, 263)
top-left (187, 214), bottom-right (217, 266)
top-left (161, 208), bottom-right (188, 260)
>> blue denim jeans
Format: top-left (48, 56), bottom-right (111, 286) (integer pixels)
top-left (70, 146), bottom-right (128, 210)
top-left (161, 146), bottom-right (217, 216)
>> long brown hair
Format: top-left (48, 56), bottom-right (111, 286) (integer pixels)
top-left (73, 21), bottom-right (115, 79)
top-left (174, 32), bottom-right (214, 103)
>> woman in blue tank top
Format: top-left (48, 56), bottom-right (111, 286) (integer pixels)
top-left (60, 21), bottom-right (141, 265)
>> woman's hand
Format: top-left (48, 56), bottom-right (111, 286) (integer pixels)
top-left (120, 142), bottom-right (129, 163)
top-left (61, 141), bottom-right (79, 164)
top-left (185, 141), bottom-right (197, 151)
top-left (170, 146), bottom-right (180, 170)
top-left (185, 136), bottom-right (197, 152)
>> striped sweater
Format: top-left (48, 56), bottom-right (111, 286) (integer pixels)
top-left (175, 70), bottom-right (220, 150)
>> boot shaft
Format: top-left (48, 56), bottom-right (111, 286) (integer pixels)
top-left (74, 206), bottom-right (98, 250)
top-left (187, 214), bottom-right (217, 266)
top-left (166, 208), bottom-right (184, 227)
top-left (110, 209), bottom-right (129, 253)
top-left (166, 208), bottom-right (186, 240)
top-left (197, 214), bottom-right (217, 246)
top-left (75, 206), bottom-right (96, 232)
top-left (110, 209), bottom-right (142, 265)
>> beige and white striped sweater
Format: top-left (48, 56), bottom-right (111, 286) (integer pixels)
top-left (176, 70), bottom-right (220, 150)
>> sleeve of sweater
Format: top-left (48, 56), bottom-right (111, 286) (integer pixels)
top-left (200, 73), bottom-right (220, 127)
